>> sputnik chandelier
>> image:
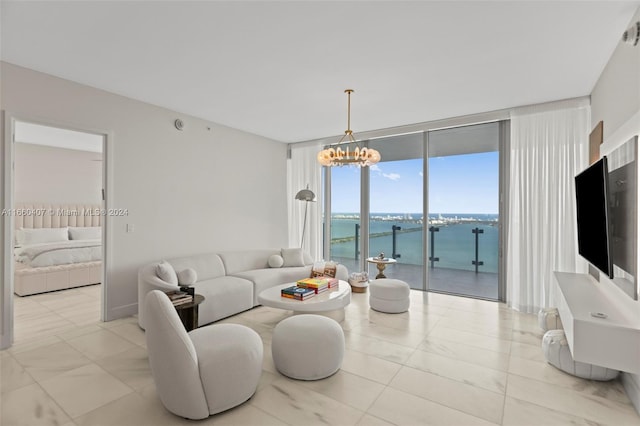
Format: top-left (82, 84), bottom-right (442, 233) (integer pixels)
top-left (317, 89), bottom-right (381, 167)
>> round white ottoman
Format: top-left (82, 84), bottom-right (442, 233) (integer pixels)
top-left (272, 314), bottom-right (344, 380)
top-left (538, 307), bottom-right (563, 331)
top-left (369, 279), bottom-right (410, 313)
top-left (542, 330), bottom-right (618, 381)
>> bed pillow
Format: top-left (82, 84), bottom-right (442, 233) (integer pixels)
top-left (156, 261), bottom-right (178, 285)
top-left (281, 248), bottom-right (305, 267)
top-left (177, 268), bottom-right (198, 285)
top-left (15, 227), bottom-right (69, 246)
top-left (69, 226), bottom-right (101, 240)
top-left (268, 254), bottom-right (284, 268)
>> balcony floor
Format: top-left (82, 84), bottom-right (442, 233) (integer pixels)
top-left (335, 257), bottom-right (499, 300)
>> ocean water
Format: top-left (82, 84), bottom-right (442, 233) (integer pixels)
top-left (330, 213), bottom-right (499, 273)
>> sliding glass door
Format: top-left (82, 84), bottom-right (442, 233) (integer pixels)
top-left (328, 166), bottom-right (361, 274)
top-left (322, 122), bottom-right (504, 300)
top-left (426, 123), bottom-right (500, 299)
top-left (367, 134), bottom-right (424, 288)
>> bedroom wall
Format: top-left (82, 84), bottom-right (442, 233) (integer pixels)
top-left (590, 6), bottom-right (640, 414)
top-left (0, 61), bottom-right (290, 327)
top-left (14, 143), bottom-right (102, 204)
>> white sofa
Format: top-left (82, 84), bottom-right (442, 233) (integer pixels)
top-left (138, 249), bottom-right (348, 329)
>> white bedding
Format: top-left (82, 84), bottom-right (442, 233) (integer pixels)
top-left (15, 239), bottom-right (102, 268)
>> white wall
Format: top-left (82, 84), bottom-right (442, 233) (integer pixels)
top-left (0, 62), bottom-right (289, 327)
top-left (590, 6), bottom-right (640, 414)
top-left (14, 143), bottom-right (102, 204)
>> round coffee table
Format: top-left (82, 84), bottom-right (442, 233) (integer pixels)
top-left (258, 280), bottom-right (351, 322)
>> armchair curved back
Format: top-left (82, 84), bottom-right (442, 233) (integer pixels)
top-left (144, 290), bottom-right (209, 419)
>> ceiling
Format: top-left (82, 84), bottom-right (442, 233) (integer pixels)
top-left (1, 1), bottom-right (639, 143)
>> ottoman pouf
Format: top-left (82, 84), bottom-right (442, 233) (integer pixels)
top-left (272, 314), bottom-right (344, 380)
top-left (542, 330), bottom-right (619, 381)
top-left (369, 279), bottom-right (410, 313)
top-left (538, 307), bottom-right (563, 331)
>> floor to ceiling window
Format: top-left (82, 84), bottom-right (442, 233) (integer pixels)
top-left (367, 134), bottom-right (424, 289)
top-left (323, 121), bottom-right (505, 301)
top-left (427, 123), bottom-right (500, 300)
top-left (328, 165), bottom-right (361, 274)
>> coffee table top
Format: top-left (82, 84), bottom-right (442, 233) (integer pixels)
top-left (258, 280), bottom-right (351, 312)
top-left (366, 257), bottom-right (397, 265)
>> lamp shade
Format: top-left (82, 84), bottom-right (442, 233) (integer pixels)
top-left (295, 189), bottom-right (315, 202)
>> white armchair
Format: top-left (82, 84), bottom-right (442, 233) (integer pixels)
top-left (144, 290), bottom-right (263, 419)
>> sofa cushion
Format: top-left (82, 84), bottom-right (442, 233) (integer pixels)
top-left (232, 266), bottom-right (312, 305)
top-left (192, 276), bottom-right (254, 325)
top-left (168, 253), bottom-right (225, 281)
top-left (281, 248), bottom-right (305, 267)
top-left (218, 249), bottom-right (313, 274)
top-left (218, 250), bottom-right (280, 275)
top-left (156, 261), bottom-right (178, 285)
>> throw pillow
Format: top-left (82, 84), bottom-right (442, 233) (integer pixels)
top-left (177, 268), bottom-right (198, 285)
top-left (323, 261), bottom-right (337, 278)
top-left (310, 261), bottom-right (326, 278)
top-left (268, 254), bottom-right (284, 268)
top-left (281, 248), bottom-right (305, 267)
top-left (156, 260), bottom-right (178, 285)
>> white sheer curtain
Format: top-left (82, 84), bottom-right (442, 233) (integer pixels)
top-left (507, 99), bottom-right (590, 313)
top-left (287, 142), bottom-right (323, 260)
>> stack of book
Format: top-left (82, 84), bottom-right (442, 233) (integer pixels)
top-left (280, 277), bottom-right (340, 301)
top-left (281, 285), bottom-right (316, 301)
top-left (296, 277), bottom-right (338, 294)
top-left (166, 290), bottom-right (193, 306)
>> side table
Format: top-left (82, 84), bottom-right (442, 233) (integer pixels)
top-left (366, 257), bottom-right (397, 279)
top-left (174, 294), bottom-right (205, 332)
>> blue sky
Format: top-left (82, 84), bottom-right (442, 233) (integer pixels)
top-left (331, 151), bottom-right (499, 214)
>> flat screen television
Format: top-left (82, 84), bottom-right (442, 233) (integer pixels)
top-left (575, 156), bottom-right (613, 278)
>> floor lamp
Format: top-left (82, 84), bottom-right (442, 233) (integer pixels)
top-left (295, 185), bottom-right (316, 248)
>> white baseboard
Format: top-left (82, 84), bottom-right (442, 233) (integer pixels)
top-left (105, 302), bottom-right (137, 322)
top-left (622, 372), bottom-right (640, 415)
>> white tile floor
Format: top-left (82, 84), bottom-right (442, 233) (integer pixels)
top-left (2, 287), bottom-right (639, 425)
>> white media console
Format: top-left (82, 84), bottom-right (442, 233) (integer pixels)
top-left (554, 271), bottom-right (640, 374)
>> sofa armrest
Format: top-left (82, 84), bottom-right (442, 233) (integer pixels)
top-left (138, 263), bottom-right (180, 329)
top-left (336, 264), bottom-right (349, 281)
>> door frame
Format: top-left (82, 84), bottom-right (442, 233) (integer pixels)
top-left (321, 121), bottom-right (508, 301)
top-left (1, 112), bottom-right (113, 349)
top-left (424, 122), bottom-right (507, 301)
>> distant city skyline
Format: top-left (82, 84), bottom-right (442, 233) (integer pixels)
top-left (330, 151), bottom-right (499, 214)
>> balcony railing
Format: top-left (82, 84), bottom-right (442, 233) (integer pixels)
top-left (329, 219), bottom-right (498, 274)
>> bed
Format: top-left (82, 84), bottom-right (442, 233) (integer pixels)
top-left (13, 203), bottom-right (102, 296)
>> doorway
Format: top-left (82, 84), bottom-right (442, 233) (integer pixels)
top-left (2, 116), bottom-right (110, 349)
top-left (426, 123), bottom-right (501, 300)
